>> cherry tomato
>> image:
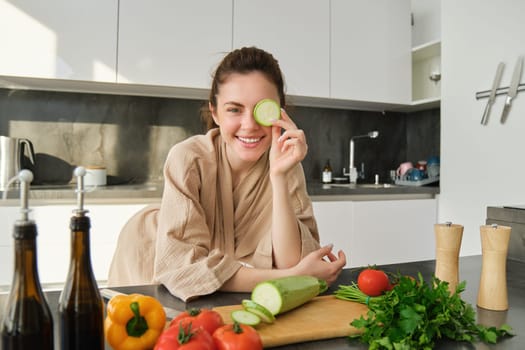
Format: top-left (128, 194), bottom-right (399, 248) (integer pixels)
top-left (212, 322), bottom-right (263, 350)
top-left (154, 322), bottom-right (215, 350)
top-left (357, 268), bottom-right (390, 297)
top-left (169, 308), bottom-right (224, 335)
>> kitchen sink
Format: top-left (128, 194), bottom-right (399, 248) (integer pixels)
top-left (326, 183), bottom-right (398, 189)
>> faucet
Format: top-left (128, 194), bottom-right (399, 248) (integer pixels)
top-left (343, 130), bottom-right (379, 183)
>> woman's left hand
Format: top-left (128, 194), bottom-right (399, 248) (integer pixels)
top-left (269, 109), bottom-right (308, 177)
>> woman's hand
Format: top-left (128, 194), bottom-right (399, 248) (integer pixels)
top-left (269, 109), bottom-right (308, 177)
top-left (293, 245), bottom-right (347, 285)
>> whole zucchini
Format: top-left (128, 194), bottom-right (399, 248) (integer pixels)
top-left (251, 275), bottom-right (328, 315)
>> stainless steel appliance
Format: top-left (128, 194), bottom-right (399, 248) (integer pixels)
top-left (486, 205), bottom-right (525, 262)
top-left (0, 136), bottom-right (35, 190)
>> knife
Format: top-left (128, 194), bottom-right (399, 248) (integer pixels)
top-left (500, 56), bottom-right (523, 124)
top-left (481, 62), bottom-right (505, 125)
top-left (100, 288), bottom-right (181, 319)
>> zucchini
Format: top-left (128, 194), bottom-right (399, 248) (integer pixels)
top-left (231, 309), bottom-right (261, 326)
top-left (242, 299), bottom-right (275, 323)
top-left (253, 98), bottom-right (280, 126)
top-left (251, 275), bottom-right (328, 315)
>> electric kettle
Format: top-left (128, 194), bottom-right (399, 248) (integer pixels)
top-left (0, 136), bottom-right (36, 190)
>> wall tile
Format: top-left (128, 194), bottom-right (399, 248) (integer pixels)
top-left (0, 88), bottom-right (439, 186)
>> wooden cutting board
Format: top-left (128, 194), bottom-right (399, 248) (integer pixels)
top-left (212, 295), bottom-right (368, 348)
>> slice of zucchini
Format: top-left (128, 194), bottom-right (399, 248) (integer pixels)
top-left (231, 309), bottom-right (261, 326)
top-left (253, 99), bottom-right (280, 126)
top-left (242, 299), bottom-right (275, 323)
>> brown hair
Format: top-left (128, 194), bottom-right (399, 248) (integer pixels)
top-left (201, 47), bottom-right (286, 130)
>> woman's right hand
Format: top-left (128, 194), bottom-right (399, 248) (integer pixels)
top-left (293, 245), bottom-right (346, 285)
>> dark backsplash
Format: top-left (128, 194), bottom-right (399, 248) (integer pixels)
top-left (0, 88), bottom-right (439, 185)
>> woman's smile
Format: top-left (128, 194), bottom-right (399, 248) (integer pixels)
top-left (237, 135), bottom-right (264, 147)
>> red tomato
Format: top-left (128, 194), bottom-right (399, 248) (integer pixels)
top-left (154, 322), bottom-right (215, 350)
top-left (212, 322), bottom-right (263, 350)
top-left (169, 308), bottom-right (224, 335)
top-left (357, 268), bottom-right (390, 297)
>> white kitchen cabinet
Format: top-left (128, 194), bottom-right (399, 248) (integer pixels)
top-left (412, 40), bottom-right (441, 104)
top-left (233, 0), bottom-right (330, 98)
top-left (0, 206), bottom-right (20, 287)
top-left (0, 204), bottom-right (148, 287)
top-left (330, 0), bottom-right (411, 105)
top-left (0, 0), bottom-right (118, 82)
top-left (313, 198), bottom-right (437, 268)
top-left (351, 199), bottom-right (437, 266)
top-left (410, 0), bottom-right (441, 107)
top-left (312, 201), bottom-right (354, 268)
top-left (117, 0), bottom-right (232, 89)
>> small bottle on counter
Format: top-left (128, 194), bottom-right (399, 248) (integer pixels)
top-left (58, 167), bottom-right (104, 350)
top-left (1, 170), bottom-right (54, 350)
top-left (322, 159), bottom-right (333, 184)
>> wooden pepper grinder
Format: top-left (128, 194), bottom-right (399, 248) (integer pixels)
top-left (477, 224), bottom-right (511, 311)
top-left (434, 222), bottom-right (464, 293)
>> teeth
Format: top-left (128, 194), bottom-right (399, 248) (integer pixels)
top-left (238, 136), bottom-right (261, 144)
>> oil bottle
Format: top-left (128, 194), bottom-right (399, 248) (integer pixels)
top-left (1, 170), bottom-right (54, 350)
top-left (58, 167), bottom-right (104, 349)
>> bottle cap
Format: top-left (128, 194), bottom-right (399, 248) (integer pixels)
top-left (73, 166), bottom-right (89, 216)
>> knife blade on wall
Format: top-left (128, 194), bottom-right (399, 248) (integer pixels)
top-left (481, 62), bottom-right (505, 125)
top-left (500, 56), bottom-right (523, 124)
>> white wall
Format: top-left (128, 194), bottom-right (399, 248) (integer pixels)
top-left (441, 1), bottom-right (525, 256)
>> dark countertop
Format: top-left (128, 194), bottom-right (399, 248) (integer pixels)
top-left (1, 255), bottom-right (521, 349)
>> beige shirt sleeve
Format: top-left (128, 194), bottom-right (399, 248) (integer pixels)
top-left (152, 142), bottom-right (242, 301)
top-left (290, 163), bottom-right (321, 257)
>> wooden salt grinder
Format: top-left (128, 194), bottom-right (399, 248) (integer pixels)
top-left (434, 222), bottom-right (464, 293)
top-left (477, 224), bottom-right (511, 311)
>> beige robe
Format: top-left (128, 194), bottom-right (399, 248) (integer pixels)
top-left (108, 129), bottom-right (320, 301)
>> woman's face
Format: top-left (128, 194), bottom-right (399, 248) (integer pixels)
top-left (211, 71), bottom-right (280, 170)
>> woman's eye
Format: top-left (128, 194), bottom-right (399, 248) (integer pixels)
top-left (227, 107), bottom-right (241, 113)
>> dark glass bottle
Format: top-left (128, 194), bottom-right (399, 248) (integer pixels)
top-left (58, 168), bottom-right (104, 350)
top-left (322, 159), bottom-right (333, 184)
top-left (1, 171), bottom-right (54, 350)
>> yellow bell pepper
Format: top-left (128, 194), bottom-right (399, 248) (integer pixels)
top-left (104, 293), bottom-right (166, 350)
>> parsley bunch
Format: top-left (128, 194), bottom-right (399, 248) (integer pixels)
top-left (336, 274), bottom-right (513, 349)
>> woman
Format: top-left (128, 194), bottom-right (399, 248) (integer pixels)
top-left (108, 47), bottom-right (346, 301)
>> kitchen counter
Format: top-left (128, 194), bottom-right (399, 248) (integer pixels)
top-left (0, 181), bottom-right (439, 205)
top-left (307, 182), bottom-right (439, 201)
top-left (1, 255), bottom-right (521, 349)
top-left (0, 182), bottom-right (164, 206)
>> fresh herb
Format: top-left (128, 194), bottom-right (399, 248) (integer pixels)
top-left (335, 274), bottom-right (513, 349)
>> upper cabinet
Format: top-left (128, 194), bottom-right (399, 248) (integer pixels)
top-left (330, 0), bottom-right (412, 105)
top-left (0, 1), bottom-right (419, 111)
top-left (0, 0), bottom-right (118, 82)
top-left (117, 0), bottom-right (232, 89)
top-left (410, 0), bottom-right (441, 107)
top-left (412, 40), bottom-right (441, 104)
top-left (233, 0), bottom-right (330, 98)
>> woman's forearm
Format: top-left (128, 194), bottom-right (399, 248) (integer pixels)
top-left (270, 174), bottom-right (302, 268)
top-left (220, 265), bottom-right (293, 292)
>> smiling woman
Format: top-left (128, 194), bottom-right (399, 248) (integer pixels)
top-left (107, 47), bottom-right (346, 301)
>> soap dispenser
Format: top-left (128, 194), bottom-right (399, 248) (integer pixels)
top-left (1, 170), bottom-right (54, 350)
top-left (58, 167), bottom-right (104, 349)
